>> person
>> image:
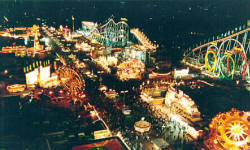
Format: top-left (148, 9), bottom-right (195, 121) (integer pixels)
top-left (18, 101), bottom-right (23, 110)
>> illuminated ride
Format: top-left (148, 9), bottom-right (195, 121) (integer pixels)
top-left (57, 66), bottom-right (85, 97)
top-left (218, 39), bottom-right (247, 80)
top-left (205, 48), bottom-right (218, 73)
top-left (98, 17), bottom-right (130, 47)
top-left (116, 59), bottom-right (145, 81)
top-left (204, 40), bottom-right (247, 80)
top-left (183, 26), bottom-right (250, 81)
top-left (205, 108), bottom-right (249, 150)
top-left (203, 40), bottom-right (247, 80)
top-left (134, 120), bottom-right (151, 133)
top-left (130, 28), bottom-right (159, 51)
top-left (6, 84), bottom-right (26, 93)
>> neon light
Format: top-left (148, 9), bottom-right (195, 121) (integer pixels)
top-left (205, 50), bottom-right (217, 73)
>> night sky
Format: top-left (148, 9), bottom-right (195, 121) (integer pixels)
top-left (0, 1), bottom-right (249, 149)
top-left (0, 0), bottom-right (249, 62)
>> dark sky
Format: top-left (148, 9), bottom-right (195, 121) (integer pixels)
top-left (0, 0), bottom-right (249, 60)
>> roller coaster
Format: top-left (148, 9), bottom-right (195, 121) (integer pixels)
top-left (90, 17), bottom-right (158, 52)
top-left (130, 28), bottom-right (159, 51)
top-left (183, 25), bottom-right (250, 81)
top-left (98, 18), bottom-right (129, 47)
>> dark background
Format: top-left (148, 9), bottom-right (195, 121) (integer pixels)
top-left (0, 0), bottom-right (249, 64)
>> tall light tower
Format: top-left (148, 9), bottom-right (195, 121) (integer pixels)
top-left (33, 30), bottom-right (39, 57)
top-left (72, 15), bottom-right (75, 32)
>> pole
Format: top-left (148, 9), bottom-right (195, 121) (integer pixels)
top-left (72, 16), bottom-right (75, 32)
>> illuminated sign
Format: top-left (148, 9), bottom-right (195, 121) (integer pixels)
top-left (94, 130), bottom-right (111, 140)
top-left (25, 68), bottom-right (39, 86)
top-left (39, 66), bottom-right (51, 82)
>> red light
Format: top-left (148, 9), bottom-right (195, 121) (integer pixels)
top-left (49, 90), bottom-right (53, 95)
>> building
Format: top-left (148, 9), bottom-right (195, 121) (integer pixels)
top-left (72, 137), bottom-right (129, 150)
top-left (165, 87), bottom-right (201, 123)
top-left (24, 60), bottom-right (59, 88)
top-left (174, 67), bottom-right (189, 78)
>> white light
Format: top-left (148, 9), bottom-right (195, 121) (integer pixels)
top-left (4, 69), bottom-right (8, 74)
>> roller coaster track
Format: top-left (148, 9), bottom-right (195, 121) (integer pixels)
top-left (191, 27), bottom-right (250, 53)
top-left (184, 27), bottom-right (250, 81)
top-left (99, 18), bottom-right (128, 29)
top-left (130, 28), bottom-right (158, 50)
top-left (97, 18), bottom-right (129, 47)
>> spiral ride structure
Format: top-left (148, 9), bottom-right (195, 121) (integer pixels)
top-left (183, 26), bottom-right (250, 81)
top-left (205, 108), bottom-right (250, 150)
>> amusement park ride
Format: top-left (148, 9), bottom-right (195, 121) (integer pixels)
top-left (81, 17), bottom-right (158, 53)
top-left (130, 28), bottom-right (158, 51)
top-left (182, 25), bottom-right (250, 149)
top-left (205, 108), bottom-right (249, 150)
top-left (183, 26), bottom-right (250, 81)
top-left (1, 14), bottom-right (249, 149)
top-left (57, 65), bottom-right (85, 99)
top-left (55, 53), bottom-right (86, 100)
top-left (98, 17), bottom-right (130, 47)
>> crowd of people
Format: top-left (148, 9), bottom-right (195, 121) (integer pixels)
top-left (87, 76), bottom-right (197, 149)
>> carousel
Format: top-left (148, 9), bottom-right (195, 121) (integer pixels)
top-left (134, 120), bottom-right (151, 133)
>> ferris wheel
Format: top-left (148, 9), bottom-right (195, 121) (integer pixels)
top-left (57, 66), bottom-right (85, 97)
top-left (205, 108), bottom-right (249, 150)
